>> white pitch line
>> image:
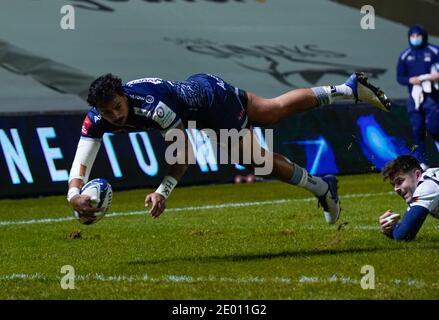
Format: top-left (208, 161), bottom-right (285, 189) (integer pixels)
top-left (0, 191), bottom-right (394, 227)
top-left (0, 216), bottom-right (76, 226)
top-left (0, 272), bottom-right (437, 290)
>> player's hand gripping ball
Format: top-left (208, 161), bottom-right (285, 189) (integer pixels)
top-left (73, 178), bottom-right (113, 225)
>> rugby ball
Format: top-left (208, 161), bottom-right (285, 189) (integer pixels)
top-left (73, 178), bottom-right (113, 225)
top-left (384, 213), bottom-right (400, 224)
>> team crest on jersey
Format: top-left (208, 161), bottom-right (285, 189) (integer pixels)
top-left (152, 101), bottom-right (176, 129)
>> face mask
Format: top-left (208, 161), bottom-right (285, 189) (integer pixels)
top-left (410, 36), bottom-right (423, 47)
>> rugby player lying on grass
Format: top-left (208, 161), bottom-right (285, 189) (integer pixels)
top-left (67, 72), bottom-right (391, 224)
top-left (380, 155), bottom-right (439, 241)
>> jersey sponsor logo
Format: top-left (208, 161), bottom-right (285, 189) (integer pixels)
top-left (128, 94), bottom-right (155, 103)
top-left (129, 94), bottom-right (148, 101)
top-left (152, 101), bottom-right (176, 129)
top-left (81, 116), bottom-right (93, 135)
top-left (146, 95), bottom-right (155, 104)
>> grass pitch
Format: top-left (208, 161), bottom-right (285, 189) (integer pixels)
top-left (0, 173), bottom-right (438, 300)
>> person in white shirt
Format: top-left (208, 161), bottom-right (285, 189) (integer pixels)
top-left (379, 155), bottom-right (439, 241)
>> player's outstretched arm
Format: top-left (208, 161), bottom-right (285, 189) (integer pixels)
top-left (145, 122), bottom-right (193, 218)
top-left (379, 210), bottom-right (400, 235)
top-left (380, 206), bottom-right (429, 241)
top-left (67, 137), bottom-right (102, 215)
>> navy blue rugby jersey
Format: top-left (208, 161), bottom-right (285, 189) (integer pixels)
top-left (80, 77), bottom-right (211, 139)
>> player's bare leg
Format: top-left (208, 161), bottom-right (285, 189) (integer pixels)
top-left (238, 130), bottom-right (340, 224)
top-left (241, 72), bottom-right (392, 224)
top-left (246, 72), bottom-right (391, 126)
top-left (246, 89), bottom-right (319, 126)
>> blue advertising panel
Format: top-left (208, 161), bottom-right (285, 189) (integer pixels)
top-left (0, 103), bottom-right (437, 198)
top-left (0, 113), bottom-right (245, 198)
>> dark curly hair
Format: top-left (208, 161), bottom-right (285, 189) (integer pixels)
top-left (382, 155), bottom-right (422, 181)
top-left (87, 73), bottom-right (124, 107)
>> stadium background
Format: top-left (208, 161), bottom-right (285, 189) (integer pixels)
top-left (1, 0), bottom-right (438, 198)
